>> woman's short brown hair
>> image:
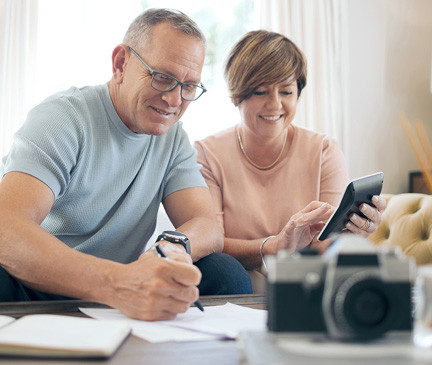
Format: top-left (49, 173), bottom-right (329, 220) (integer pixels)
top-left (224, 30), bottom-right (307, 106)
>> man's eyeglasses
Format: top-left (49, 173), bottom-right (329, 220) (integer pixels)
top-left (128, 46), bottom-right (207, 101)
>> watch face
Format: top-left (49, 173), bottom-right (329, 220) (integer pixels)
top-left (164, 231), bottom-right (186, 240)
top-left (157, 231), bottom-right (190, 254)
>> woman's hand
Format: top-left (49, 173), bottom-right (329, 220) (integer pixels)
top-left (345, 195), bottom-right (386, 237)
top-left (263, 201), bottom-right (334, 256)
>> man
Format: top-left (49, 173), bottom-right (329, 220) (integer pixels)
top-left (0, 8), bottom-right (252, 320)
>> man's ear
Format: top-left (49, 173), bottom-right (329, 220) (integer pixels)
top-left (111, 45), bottom-right (128, 84)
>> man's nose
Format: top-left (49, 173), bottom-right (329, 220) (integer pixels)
top-left (161, 84), bottom-right (183, 107)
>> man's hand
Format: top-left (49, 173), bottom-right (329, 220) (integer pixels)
top-left (156, 241), bottom-right (193, 264)
top-left (103, 245), bottom-right (201, 321)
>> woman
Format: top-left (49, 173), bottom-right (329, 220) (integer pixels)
top-left (194, 30), bottom-right (385, 290)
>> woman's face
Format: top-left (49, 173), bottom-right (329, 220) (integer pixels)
top-left (238, 79), bottom-right (298, 138)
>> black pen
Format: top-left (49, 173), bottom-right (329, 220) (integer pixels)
top-left (154, 244), bottom-right (204, 312)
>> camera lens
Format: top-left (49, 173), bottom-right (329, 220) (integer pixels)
top-left (332, 273), bottom-right (396, 339)
top-left (352, 288), bottom-right (387, 325)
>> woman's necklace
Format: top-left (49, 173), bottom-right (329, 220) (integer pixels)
top-left (237, 127), bottom-right (288, 170)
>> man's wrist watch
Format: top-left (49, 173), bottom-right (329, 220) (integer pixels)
top-left (156, 230), bottom-right (191, 255)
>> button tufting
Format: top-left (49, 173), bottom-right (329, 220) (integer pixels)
top-left (368, 193), bottom-right (432, 265)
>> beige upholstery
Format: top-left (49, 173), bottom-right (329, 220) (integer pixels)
top-left (368, 193), bottom-right (432, 265)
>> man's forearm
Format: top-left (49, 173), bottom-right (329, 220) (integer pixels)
top-left (0, 212), bottom-right (204, 321)
top-left (162, 187), bottom-right (224, 261)
top-left (0, 214), bottom-right (119, 303)
top-left (176, 216), bottom-right (223, 262)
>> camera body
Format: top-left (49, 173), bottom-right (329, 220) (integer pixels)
top-left (266, 235), bottom-right (415, 340)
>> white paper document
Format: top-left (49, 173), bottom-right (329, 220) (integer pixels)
top-left (80, 303), bottom-right (266, 343)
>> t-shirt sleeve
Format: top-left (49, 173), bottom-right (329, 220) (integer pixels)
top-left (162, 125), bottom-right (207, 200)
top-left (194, 140), bottom-right (225, 233)
top-left (1, 98), bottom-right (82, 198)
top-left (319, 136), bottom-right (350, 207)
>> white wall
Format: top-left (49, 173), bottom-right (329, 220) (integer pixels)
top-left (347, 0), bottom-right (432, 193)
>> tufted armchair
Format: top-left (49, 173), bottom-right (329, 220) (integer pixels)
top-left (368, 193), bottom-right (432, 265)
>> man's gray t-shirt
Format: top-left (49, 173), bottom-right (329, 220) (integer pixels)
top-left (0, 84), bottom-right (206, 263)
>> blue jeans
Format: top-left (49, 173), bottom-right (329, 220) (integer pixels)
top-left (0, 253), bottom-right (252, 301)
top-left (196, 253), bottom-right (252, 295)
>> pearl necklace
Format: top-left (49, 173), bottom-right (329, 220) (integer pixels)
top-left (237, 127), bottom-right (288, 170)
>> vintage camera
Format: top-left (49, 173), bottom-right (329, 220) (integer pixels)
top-left (266, 235), bottom-right (415, 340)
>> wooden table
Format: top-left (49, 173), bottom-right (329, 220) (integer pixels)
top-left (1, 295), bottom-right (428, 365)
top-left (0, 294), bottom-right (266, 364)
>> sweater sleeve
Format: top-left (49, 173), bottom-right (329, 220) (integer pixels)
top-left (194, 140), bottom-right (225, 233)
top-left (319, 136), bottom-right (350, 207)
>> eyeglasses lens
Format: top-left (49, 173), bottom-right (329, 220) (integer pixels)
top-left (152, 74), bottom-right (201, 101)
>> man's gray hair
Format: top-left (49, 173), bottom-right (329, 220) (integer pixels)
top-left (123, 8), bottom-right (205, 51)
